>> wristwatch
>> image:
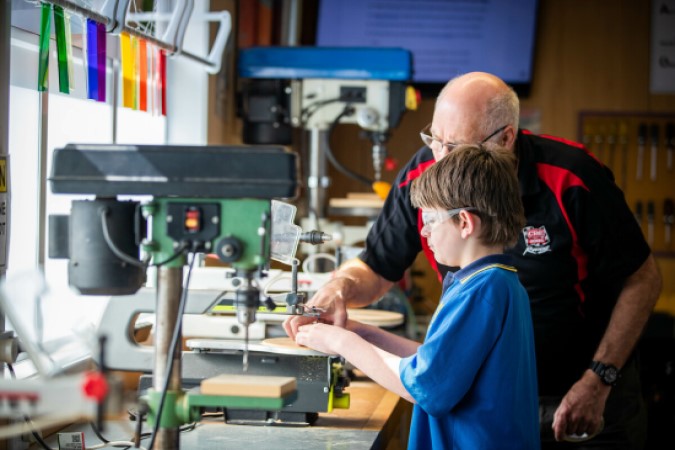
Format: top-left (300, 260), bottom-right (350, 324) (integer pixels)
top-left (589, 360), bottom-right (621, 386)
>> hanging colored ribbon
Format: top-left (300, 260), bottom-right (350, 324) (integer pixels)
top-left (96, 22), bottom-right (106, 102)
top-left (131, 35), bottom-right (138, 110)
top-left (120, 33), bottom-right (134, 108)
top-left (148, 44), bottom-right (155, 115)
top-left (80, 16), bottom-right (89, 97)
top-left (86, 19), bottom-right (98, 100)
top-left (64, 12), bottom-right (74, 91)
top-left (159, 49), bottom-right (167, 116)
top-left (37, 3), bottom-right (51, 92)
top-left (138, 39), bottom-right (148, 112)
top-left (53, 5), bottom-right (70, 94)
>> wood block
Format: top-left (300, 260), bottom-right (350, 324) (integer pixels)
top-left (329, 197), bottom-right (384, 208)
top-left (346, 192), bottom-right (382, 200)
top-left (200, 374), bottom-right (296, 398)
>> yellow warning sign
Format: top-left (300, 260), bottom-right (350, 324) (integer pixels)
top-left (0, 158), bottom-right (5, 193)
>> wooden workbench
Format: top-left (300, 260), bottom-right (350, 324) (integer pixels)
top-left (32, 378), bottom-right (412, 450)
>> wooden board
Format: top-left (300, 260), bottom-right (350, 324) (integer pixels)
top-left (200, 374), bottom-right (296, 398)
top-left (328, 197), bottom-right (384, 208)
top-left (346, 192), bottom-right (383, 200)
top-left (347, 309), bottom-right (405, 327)
top-left (261, 337), bottom-right (311, 351)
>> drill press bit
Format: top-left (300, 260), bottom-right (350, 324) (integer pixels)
top-left (243, 324), bottom-right (249, 372)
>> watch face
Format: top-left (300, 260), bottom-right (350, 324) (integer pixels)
top-left (604, 366), bottom-right (618, 384)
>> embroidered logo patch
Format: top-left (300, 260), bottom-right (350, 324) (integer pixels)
top-left (522, 225), bottom-right (551, 255)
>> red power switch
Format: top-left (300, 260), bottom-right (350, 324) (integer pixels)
top-left (185, 207), bottom-right (201, 233)
top-left (82, 372), bottom-right (108, 402)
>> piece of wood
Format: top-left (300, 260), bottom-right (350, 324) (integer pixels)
top-left (200, 374), bottom-right (296, 398)
top-left (346, 192), bottom-right (382, 200)
top-left (347, 309), bottom-right (405, 327)
top-left (328, 197), bottom-right (384, 208)
top-left (261, 336), bottom-right (308, 351)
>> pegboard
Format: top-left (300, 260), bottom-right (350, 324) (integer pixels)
top-left (578, 112), bottom-right (675, 258)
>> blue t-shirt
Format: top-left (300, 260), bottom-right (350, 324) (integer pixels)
top-left (400, 254), bottom-right (540, 449)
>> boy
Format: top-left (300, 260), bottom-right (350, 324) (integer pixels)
top-left (295, 144), bottom-right (539, 449)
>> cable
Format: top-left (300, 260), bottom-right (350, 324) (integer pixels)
top-left (100, 207), bottom-right (189, 268)
top-left (90, 421), bottom-right (109, 443)
top-left (302, 253), bottom-right (337, 274)
top-left (324, 105), bottom-right (374, 186)
top-left (299, 97), bottom-right (341, 126)
top-left (149, 243), bottom-right (189, 267)
top-left (147, 251), bottom-right (197, 450)
top-left (100, 208), bottom-right (149, 268)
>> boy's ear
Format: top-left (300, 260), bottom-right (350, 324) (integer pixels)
top-left (458, 209), bottom-right (478, 239)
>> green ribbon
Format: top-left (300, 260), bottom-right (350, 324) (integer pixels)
top-left (37, 3), bottom-right (51, 92)
top-left (53, 5), bottom-right (70, 93)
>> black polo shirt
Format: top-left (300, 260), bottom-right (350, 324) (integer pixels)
top-left (360, 130), bottom-right (650, 395)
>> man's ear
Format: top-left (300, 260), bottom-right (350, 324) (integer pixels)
top-left (502, 125), bottom-right (517, 150)
top-left (458, 210), bottom-right (478, 239)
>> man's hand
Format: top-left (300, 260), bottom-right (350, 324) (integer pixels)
top-left (552, 370), bottom-right (611, 441)
top-left (282, 277), bottom-right (351, 339)
top-left (283, 258), bottom-right (394, 339)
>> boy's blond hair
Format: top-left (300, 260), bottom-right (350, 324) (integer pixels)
top-left (410, 144), bottom-right (525, 247)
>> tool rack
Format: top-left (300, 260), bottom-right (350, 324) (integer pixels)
top-left (578, 112), bottom-right (675, 258)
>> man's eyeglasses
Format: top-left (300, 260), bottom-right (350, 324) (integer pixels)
top-left (420, 124), bottom-right (508, 153)
top-left (421, 207), bottom-right (479, 234)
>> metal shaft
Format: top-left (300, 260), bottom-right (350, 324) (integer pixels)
top-left (308, 128), bottom-right (328, 224)
top-left (154, 266), bottom-right (184, 450)
top-left (0, 0), bottom-right (10, 315)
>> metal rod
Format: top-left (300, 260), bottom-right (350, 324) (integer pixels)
top-left (43, 0), bottom-right (215, 69)
top-left (281, 0), bottom-right (301, 46)
top-left (36, 91), bottom-right (48, 267)
top-left (112, 58), bottom-right (118, 143)
top-left (1, 0), bottom-right (11, 332)
top-left (308, 128), bottom-right (328, 226)
top-left (154, 266), bottom-right (183, 450)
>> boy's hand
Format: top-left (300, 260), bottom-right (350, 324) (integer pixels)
top-left (283, 277), bottom-right (351, 339)
top-left (295, 323), bottom-right (348, 355)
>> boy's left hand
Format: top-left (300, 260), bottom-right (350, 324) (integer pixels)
top-left (295, 323), bottom-right (347, 355)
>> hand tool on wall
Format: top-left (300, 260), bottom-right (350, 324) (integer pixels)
top-left (606, 123), bottom-right (617, 173)
top-left (635, 200), bottom-right (643, 227)
top-left (664, 198), bottom-right (674, 246)
top-left (650, 124), bottom-right (659, 181)
top-left (619, 122), bottom-right (628, 190)
top-left (594, 125), bottom-right (604, 163)
top-left (666, 122), bottom-right (674, 172)
top-left (636, 123), bottom-right (647, 181)
top-left (647, 201), bottom-right (655, 246)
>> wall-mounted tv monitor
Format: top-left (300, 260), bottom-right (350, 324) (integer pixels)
top-left (315, 0), bottom-right (539, 97)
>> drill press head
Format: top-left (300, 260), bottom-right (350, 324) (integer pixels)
top-left (49, 144), bottom-right (298, 299)
top-left (238, 47), bottom-right (413, 186)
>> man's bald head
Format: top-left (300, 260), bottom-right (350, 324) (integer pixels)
top-left (432, 72), bottom-right (520, 152)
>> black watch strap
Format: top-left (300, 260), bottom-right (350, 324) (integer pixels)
top-left (589, 360), bottom-right (621, 386)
